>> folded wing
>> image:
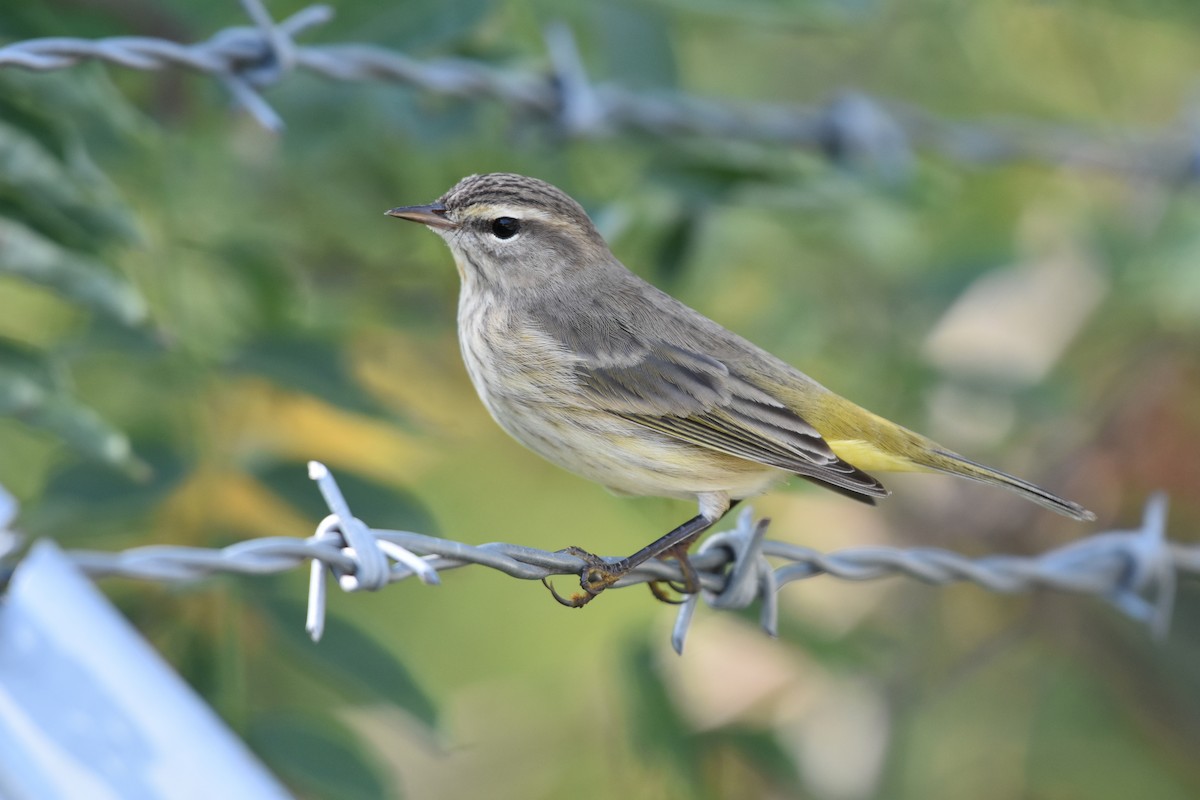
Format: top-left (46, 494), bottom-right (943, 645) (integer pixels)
top-left (573, 338), bottom-right (888, 501)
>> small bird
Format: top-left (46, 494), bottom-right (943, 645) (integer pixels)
top-left (387, 173), bottom-right (1094, 606)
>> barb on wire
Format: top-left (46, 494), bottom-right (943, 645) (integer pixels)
top-left (1, 0), bottom-right (1198, 179)
top-left (10, 461), bottom-right (1181, 654)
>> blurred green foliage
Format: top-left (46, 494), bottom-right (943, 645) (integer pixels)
top-left (2, 0), bottom-right (1200, 798)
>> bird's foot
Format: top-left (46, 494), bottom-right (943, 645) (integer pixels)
top-left (542, 546), bottom-right (626, 608)
top-left (646, 581), bottom-right (688, 604)
top-left (645, 544), bottom-right (702, 605)
top-left (541, 544), bottom-right (704, 607)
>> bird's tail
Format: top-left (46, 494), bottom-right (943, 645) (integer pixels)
top-left (915, 447), bottom-right (1095, 521)
top-left (813, 395), bottom-right (1094, 521)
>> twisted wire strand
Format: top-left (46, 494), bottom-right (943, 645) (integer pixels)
top-left (8, 461), bottom-right (1177, 654)
top-left (0, 1), bottom-right (1193, 649)
top-left (0, 0), bottom-right (1196, 177)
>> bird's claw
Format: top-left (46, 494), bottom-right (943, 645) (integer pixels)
top-left (542, 546), bottom-right (625, 608)
top-left (647, 580), bottom-right (689, 604)
top-left (541, 576), bottom-right (598, 607)
top-left (645, 544), bottom-right (702, 604)
top-left (541, 543), bottom-right (703, 607)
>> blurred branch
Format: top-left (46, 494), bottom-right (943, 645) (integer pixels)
top-left (1, 0), bottom-right (1198, 179)
top-left (3, 461), bottom-right (1182, 655)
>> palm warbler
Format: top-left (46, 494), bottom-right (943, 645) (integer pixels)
top-left (387, 173), bottom-right (1094, 606)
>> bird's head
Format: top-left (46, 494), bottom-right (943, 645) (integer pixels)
top-left (387, 173), bottom-right (610, 289)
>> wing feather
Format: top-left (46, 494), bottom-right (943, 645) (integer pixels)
top-left (567, 337), bottom-right (887, 498)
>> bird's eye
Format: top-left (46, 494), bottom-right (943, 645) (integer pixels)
top-left (491, 217), bottom-right (521, 239)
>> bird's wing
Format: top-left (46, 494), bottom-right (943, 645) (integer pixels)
top-left (568, 336), bottom-right (888, 500)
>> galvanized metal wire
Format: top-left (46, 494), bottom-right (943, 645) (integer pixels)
top-left (1, 0), bottom-right (1197, 179)
top-left (0, 461), bottom-right (1173, 655)
top-left (0, 3), bottom-right (1193, 653)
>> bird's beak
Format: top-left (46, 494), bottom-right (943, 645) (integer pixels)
top-left (385, 202), bottom-right (456, 230)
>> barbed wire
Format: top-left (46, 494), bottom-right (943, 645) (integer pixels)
top-left (2, 461), bottom-right (1183, 655)
top-left (1, 0), bottom-right (1199, 180)
top-left (0, 2), bottom-right (1195, 654)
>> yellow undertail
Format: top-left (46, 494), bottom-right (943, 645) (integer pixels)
top-left (825, 421), bottom-right (1093, 522)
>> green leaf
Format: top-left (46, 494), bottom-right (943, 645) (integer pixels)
top-left (343, 0), bottom-right (492, 54)
top-left (0, 120), bottom-right (81, 204)
top-left (248, 711), bottom-right (393, 800)
top-left (0, 338), bottom-right (58, 413)
top-left (26, 443), bottom-right (185, 539)
top-left (594, 4), bottom-right (678, 91)
top-left (1028, 658), bottom-right (1199, 799)
top-left (0, 119), bottom-right (136, 248)
top-left (0, 338), bottom-right (143, 473)
top-left (0, 68), bottom-right (146, 144)
top-left (229, 336), bottom-right (390, 418)
top-left (772, 612), bottom-right (894, 670)
top-left (653, 208), bottom-right (700, 284)
top-left (0, 216), bottom-right (146, 324)
top-left (701, 727), bottom-right (802, 792)
top-left (0, 367), bottom-right (46, 414)
top-left (623, 637), bottom-right (706, 797)
top-left (254, 594), bottom-right (439, 731)
top-left (24, 394), bottom-right (141, 471)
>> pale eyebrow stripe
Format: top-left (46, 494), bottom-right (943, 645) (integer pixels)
top-left (463, 204), bottom-right (557, 223)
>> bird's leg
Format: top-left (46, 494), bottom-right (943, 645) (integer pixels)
top-left (543, 513), bottom-right (716, 608)
top-left (649, 499), bottom-right (741, 603)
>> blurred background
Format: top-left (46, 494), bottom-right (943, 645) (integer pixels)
top-left (2, 0), bottom-right (1200, 797)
